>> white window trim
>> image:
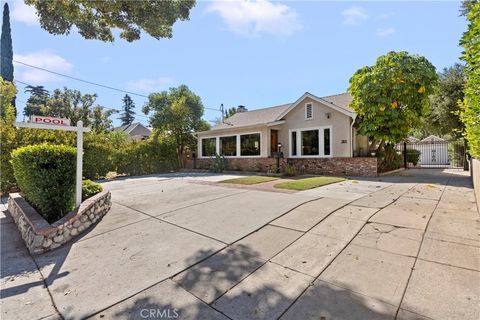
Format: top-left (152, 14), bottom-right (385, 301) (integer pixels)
top-left (288, 126), bottom-right (333, 158)
top-left (199, 131), bottom-right (263, 158)
top-left (305, 102), bottom-right (313, 120)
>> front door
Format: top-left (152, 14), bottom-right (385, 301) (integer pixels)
top-left (271, 130), bottom-right (278, 156)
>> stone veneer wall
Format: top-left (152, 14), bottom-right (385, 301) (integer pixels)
top-left (8, 191), bottom-right (111, 254)
top-left (195, 157), bottom-right (378, 177)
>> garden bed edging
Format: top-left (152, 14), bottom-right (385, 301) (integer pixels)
top-left (7, 190), bottom-right (111, 254)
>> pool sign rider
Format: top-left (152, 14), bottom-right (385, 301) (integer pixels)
top-left (15, 116), bottom-right (91, 208)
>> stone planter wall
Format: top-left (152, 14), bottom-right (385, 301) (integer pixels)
top-left (194, 157), bottom-right (378, 177)
top-left (8, 191), bottom-right (111, 254)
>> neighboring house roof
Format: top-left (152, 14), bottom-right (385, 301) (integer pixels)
top-left (406, 136), bottom-right (420, 143)
top-left (203, 92), bottom-right (354, 133)
top-left (113, 122), bottom-right (151, 137)
top-left (419, 135), bottom-right (446, 144)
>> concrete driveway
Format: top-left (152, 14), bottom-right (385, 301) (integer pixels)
top-left (1, 170), bottom-right (479, 320)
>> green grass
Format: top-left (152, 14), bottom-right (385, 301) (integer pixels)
top-left (219, 176), bottom-right (279, 185)
top-left (274, 176), bottom-right (346, 190)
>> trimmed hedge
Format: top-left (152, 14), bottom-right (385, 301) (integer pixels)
top-left (11, 144), bottom-right (76, 222)
top-left (83, 143), bottom-right (113, 179)
top-left (114, 140), bottom-right (176, 176)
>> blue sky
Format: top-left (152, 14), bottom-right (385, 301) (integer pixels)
top-left (9, 0), bottom-right (467, 126)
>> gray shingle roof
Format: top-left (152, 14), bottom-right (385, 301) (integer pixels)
top-left (213, 103), bottom-right (291, 130)
top-left (211, 92), bottom-right (353, 131)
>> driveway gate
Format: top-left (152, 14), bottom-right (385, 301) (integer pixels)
top-left (399, 140), bottom-right (467, 169)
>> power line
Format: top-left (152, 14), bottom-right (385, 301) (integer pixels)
top-left (13, 59), bottom-right (149, 98)
top-left (11, 58), bottom-right (222, 112)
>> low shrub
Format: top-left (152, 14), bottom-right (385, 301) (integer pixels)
top-left (11, 144), bottom-right (76, 222)
top-left (377, 143), bottom-right (403, 173)
top-left (283, 163), bottom-right (297, 177)
top-left (406, 149), bottom-right (421, 166)
top-left (82, 179), bottom-right (103, 200)
top-left (209, 154), bottom-right (227, 173)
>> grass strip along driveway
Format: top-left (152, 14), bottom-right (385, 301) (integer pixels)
top-left (274, 176), bottom-right (346, 190)
top-left (219, 176), bottom-right (279, 185)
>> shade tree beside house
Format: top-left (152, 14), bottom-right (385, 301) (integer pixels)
top-left (349, 51), bottom-right (438, 152)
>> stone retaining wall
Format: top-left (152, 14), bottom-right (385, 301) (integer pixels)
top-left (195, 157), bottom-right (378, 177)
top-left (8, 191), bottom-right (111, 254)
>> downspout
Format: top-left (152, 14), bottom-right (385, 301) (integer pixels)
top-left (350, 115), bottom-right (356, 157)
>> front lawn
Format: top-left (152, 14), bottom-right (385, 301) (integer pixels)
top-left (219, 176), bottom-right (279, 185)
top-left (274, 176), bottom-right (346, 190)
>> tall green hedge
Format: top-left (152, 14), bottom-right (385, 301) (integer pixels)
top-left (83, 142), bottom-right (113, 179)
top-left (460, 2), bottom-right (480, 157)
top-left (114, 140), bottom-right (176, 176)
top-left (11, 144), bottom-right (76, 222)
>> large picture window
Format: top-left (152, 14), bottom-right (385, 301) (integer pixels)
top-left (201, 138), bottom-right (216, 157)
top-left (290, 127), bottom-right (331, 157)
top-left (240, 133), bottom-right (261, 156)
top-left (301, 130), bottom-right (319, 156)
top-left (220, 136), bottom-right (237, 156)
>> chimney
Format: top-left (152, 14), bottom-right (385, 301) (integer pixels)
top-left (236, 105), bottom-right (248, 113)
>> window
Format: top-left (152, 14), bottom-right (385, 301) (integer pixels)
top-left (240, 133), bottom-right (261, 156)
top-left (324, 128), bottom-right (331, 156)
top-left (305, 103), bottom-right (313, 120)
top-left (301, 130), bottom-right (319, 155)
top-left (291, 131), bottom-right (297, 156)
top-left (220, 136), bottom-right (237, 156)
top-left (202, 138), bottom-right (216, 157)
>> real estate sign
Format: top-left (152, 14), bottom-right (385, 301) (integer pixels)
top-left (30, 115), bottom-right (71, 126)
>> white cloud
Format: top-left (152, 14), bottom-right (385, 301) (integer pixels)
top-left (342, 6), bottom-right (368, 25)
top-left (11, 1), bottom-right (38, 26)
top-left (207, 0), bottom-right (302, 37)
top-left (377, 27), bottom-right (395, 37)
top-left (127, 77), bottom-right (175, 92)
top-left (14, 50), bottom-right (73, 83)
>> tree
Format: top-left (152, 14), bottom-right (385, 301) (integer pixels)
top-left (424, 64), bottom-right (466, 138)
top-left (119, 94), bottom-right (135, 126)
top-left (0, 78), bottom-right (17, 191)
top-left (225, 107), bottom-right (237, 119)
top-left (28, 87), bottom-right (114, 132)
top-left (143, 85), bottom-right (209, 167)
top-left (1, 3), bottom-right (13, 82)
top-left (24, 0), bottom-right (196, 42)
top-left (349, 51), bottom-right (438, 152)
top-left (23, 85), bottom-right (50, 118)
top-left (460, 0), bottom-right (480, 157)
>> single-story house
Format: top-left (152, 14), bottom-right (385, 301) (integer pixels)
top-left (113, 122), bottom-right (151, 141)
top-left (194, 92), bottom-right (376, 176)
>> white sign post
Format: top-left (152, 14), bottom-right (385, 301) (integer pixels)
top-left (15, 118), bottom-right (91, 208)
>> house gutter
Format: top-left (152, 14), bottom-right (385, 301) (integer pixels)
top-left (350, 115), bottom-right (356, 157)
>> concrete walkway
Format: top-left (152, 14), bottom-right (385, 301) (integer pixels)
top-left (1, 170), bottom-right (479, 320)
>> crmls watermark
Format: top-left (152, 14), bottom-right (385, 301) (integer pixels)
top-left (140, 308), bottom-right (179, 319)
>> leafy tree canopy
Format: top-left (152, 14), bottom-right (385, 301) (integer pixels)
top-left (349, 51), bottom-right (438, 151)
top-left (423, 63), bottom-right (465, 138)
top-left (143, 85), bottom-right (209, 166)
top-left (23, 86), bottom-right (114, 132)
top-left (24, 0), bottom-right (196, 42)
top-left (1, 3), bottom-right (13, 82)
top-left (460, 0), bottom-right (480, 157)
